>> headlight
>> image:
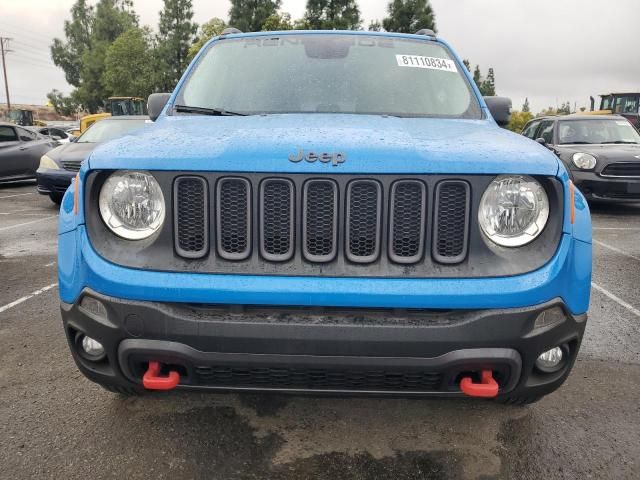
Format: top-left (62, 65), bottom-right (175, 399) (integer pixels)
top-left (572, 152), bottom-right (597, 170)
top-left (98, 170), bottom-right (165, 240)
top-left (479, 175), bottom-right (549, 247)
top-left (39, 155), bottom-right (60, 170)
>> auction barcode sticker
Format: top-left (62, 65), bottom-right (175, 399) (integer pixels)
top-left (396, 54), bottom-right (457, 72)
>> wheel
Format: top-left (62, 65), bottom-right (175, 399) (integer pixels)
top-left (49, 193), bottom-right (64, 205)
top-left (495, 394), bottom-right (544, 406)
top-left (98, 382), bottom-right (144, 396)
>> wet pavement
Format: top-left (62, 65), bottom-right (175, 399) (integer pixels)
top-left (1, 182), bottom-right (638, 479)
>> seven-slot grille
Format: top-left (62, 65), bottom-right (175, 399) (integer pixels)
top-left (601, 162), bottom-right (640, 177)
top-left (173, 176), bottom-right (470, 265)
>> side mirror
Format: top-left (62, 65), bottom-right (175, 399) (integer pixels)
top-left (484, 96), bottom-right (512, 127)
top-left (148, 93), bottom-right (171, 122)
top-left (535, 138), bottom-right (547, 146)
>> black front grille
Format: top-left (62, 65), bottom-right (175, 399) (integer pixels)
top-left (346, 180), bottom-right (382, 263)
top-left (433, 181), bottom-right (470, 264)
top-left (601, 162), bottom-right (640, 177)
top-left (260, 179), bottom-right (294, 261)
top-left (216, 178), bottom-right (251, 260)
top-left (389, 180), bottom-right (427, 263)
top-left (61, 160), bottom-right (82, 172)
top-left (171, 174), bottom-right (477, 268)
top-left (193, 365), bottom-right (443, 392)
top-left (303, 180), bottom-right (338, 262)
top-left (174, 176), bottom-right (208, 258)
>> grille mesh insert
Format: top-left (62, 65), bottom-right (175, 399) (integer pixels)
top-left (434, 181), bottom-right (469, 263)
top-left (217, 178), bottom-right (250, 260)
top-left (303, 180), bottom-right (337, 262)
top-left (261, 179), bottom-right (294, 260)
top-left (175, 177), bottom-right (207, 257)
top-left (347, 181), bottom-right (381, 262)
top-left (390, 181), bottom-right (426, 263)
top-left (193, 365), bottom-right (443, 392)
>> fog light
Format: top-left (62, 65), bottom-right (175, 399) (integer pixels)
top-left (535, 346), bottom-right (564, 373)
top-left (80, 335), bottom-right (105, 360)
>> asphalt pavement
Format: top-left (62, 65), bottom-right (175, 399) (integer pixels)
top-left (0, 182), bottom-right (638, 480)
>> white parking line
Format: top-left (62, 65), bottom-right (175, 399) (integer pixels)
top-left (592, 282), bottom-right (640, 318)
top-left (593, 239), bottom-right (640, 263)
top-left (0, 215), bottom-right (57, 232)
top-left (593, 227), bottom-right (640, 231)
top-left (0, 193), bottom-right (34, 199)
top-left (44, 262), bottom-right (56, 267)
top-left (0, 283), bottom-right (57, 315)
top-left (0, 212), bottom-right (53, 216)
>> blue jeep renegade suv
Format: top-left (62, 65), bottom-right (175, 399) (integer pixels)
top-left (58, 29), bottom-right (592, 404)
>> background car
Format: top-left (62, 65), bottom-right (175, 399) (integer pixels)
top-left (522, 115), bottom-right (640, 202)
top-left (34, 126), bottom-right (76, 144)
top-left (0, 122), bottom-right (58, 183)
top-left (36, 116), bottom-right (149, 204)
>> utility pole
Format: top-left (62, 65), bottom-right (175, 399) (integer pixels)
top-left (0, 37), bottom-right (12, 112)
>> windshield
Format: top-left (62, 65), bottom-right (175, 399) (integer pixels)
top-left (78, 118), bottom-right (147, 143)
top-left (176, 34), bottom-right (481, 118)
top-left (558, 119), bottom-right (640, 145)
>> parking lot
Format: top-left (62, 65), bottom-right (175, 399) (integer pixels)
top-left (0, 182), bottom-right (638, 480)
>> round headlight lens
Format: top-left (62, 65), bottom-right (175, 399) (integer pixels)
top-left (99, 170), bottom-right (165, 240)
top-left (572, 152), bottom-right (597, 170)
top-left (479, 175), bottom-right (549, 247)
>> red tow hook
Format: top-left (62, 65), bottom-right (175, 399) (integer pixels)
top-left (142, 361), bottom-right (180, 391)
top-left (460, 369), bottom-right (499, 398)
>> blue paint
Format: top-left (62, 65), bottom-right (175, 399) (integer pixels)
top-left (59, 30), bottom-right (592, 317)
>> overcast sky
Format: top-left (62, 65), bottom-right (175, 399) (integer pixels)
top-left (1, 0), bottom-right (639, 113)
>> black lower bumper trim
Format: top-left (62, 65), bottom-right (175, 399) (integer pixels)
top-left (118, 340), bottom-right (521, 395)
top-left (61, 289), bottom-right (586, 398)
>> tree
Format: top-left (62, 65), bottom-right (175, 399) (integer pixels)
top-left (522, 97), bottom-right (530, 113)
top-left (465, 63), bottom-right (497, 96)
top-left (382, 0), bottom-right (436, 34)
top-left (103, 28), bottom-right (156, 98)
top-left (229, 0), bottom-right (281, 32)
top-left (506, 110), bottom-right (533, 133)
top-left (46, 89), bottom-right (80, 116)
top-left (53, 0), bottom-right (139, 112)
top-left (262, 12), bottom-right (294, 31)
top-left (187, 17), bottom-right (227, 61)
top-left (50, 0), bottom-right (94, 87)
top-left (368, 20), bottom-right (382, 31)
top-left (156, 0), bottom-right (198, 91)
top-left (304, 0), bottom-right (362, 30)
top-left (481, 67), bottom-right (495, 96)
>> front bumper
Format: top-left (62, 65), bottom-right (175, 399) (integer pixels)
top-left (573, 170), bottom-right (640, 202)
top-left (62, 290), bottom-right (586, 398)
top-left (36, 168), bottom-right (75, 196)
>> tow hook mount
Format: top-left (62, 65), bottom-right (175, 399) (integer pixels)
top-left (142, 361), bottom-right (180, 390)
top-left (460, 369), bottom-right (499, 398)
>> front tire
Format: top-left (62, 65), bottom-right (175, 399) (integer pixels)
top-left (495, 394), bottom-right (544, 406)
top-left (98, 382), bottom-right (144, 396)
top-left (49, 193), bottom-right (63, 205)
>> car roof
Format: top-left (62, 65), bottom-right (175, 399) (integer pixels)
top-left (532, 114), bottom-right (629, 123)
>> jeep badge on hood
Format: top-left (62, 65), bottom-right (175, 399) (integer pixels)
top-left (289, 149), bottom-right (346, 166)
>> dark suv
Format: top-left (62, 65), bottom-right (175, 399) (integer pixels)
top-left (522, 115), bottom-right (640, 202)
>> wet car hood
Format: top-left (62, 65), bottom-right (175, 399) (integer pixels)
top-left (556, 143), bottom-right (640, 165)
top-left (88, 114), bottom-right (561, 176)
top-left (47, 142), bottom-right (97, 165)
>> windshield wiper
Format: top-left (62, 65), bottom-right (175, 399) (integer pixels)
top-left (601, 140), bottom-right (639, 144)
top-left (173, 104), bottom-right (247, 116)
top-left (561, 141), bottom-right (592, 145)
